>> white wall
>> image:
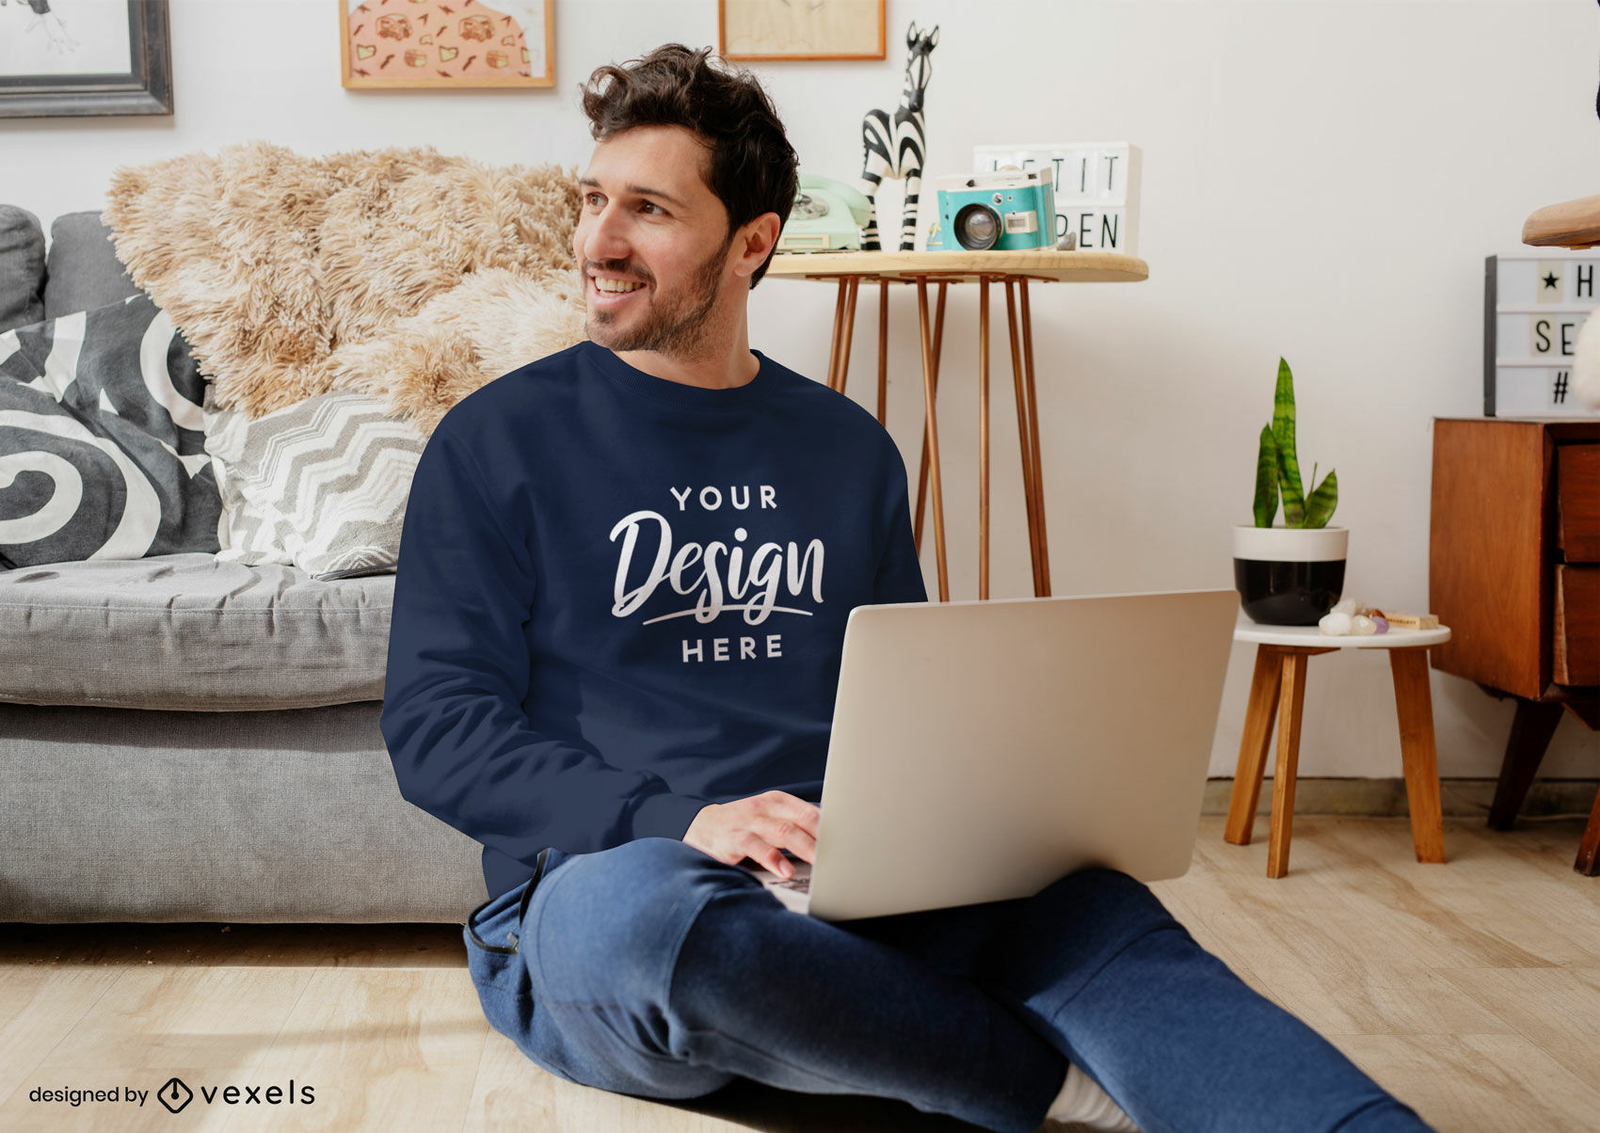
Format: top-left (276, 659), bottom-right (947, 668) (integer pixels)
top-left (3, 0), bottom-right (1598, 780)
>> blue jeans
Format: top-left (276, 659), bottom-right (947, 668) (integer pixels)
top-left (463, 837), bottom-right (1434, 1133)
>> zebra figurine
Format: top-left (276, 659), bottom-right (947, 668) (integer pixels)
top-left (858, 22), bottom-right (939, 252)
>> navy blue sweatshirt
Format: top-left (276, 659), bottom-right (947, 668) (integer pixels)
top-left (380, 341), bottom-right (928, 898)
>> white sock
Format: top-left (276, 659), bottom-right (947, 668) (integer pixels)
top-left (1044, 1062), bottom-right (1140, 1131)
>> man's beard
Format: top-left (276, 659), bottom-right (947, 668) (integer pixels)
top-left (585, 234), bottom-right (733, 358)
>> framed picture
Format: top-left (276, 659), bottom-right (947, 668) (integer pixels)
top-left (341, 0), bottom-right (554, 90)
top-left (719, 0), bottom-right (885, 61)
top-left (0, 0), bottom-right (172, 119)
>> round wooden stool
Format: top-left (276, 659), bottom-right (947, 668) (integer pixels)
top-left (1225, 622), bottom-right (1452, 878)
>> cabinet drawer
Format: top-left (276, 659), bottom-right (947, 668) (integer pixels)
top-left (1555, 565), bottom-right (1600, 684)
top-left (1558, 444), bottom-right (1600, 561)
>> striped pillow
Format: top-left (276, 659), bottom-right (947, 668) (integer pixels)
top-left (202, 392), bottom-right (426, 580)
top-left (0, 293), bottom-right (222, 568)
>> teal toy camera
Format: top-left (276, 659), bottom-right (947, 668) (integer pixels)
top-left (927, 169), bottom-right (1056, 251)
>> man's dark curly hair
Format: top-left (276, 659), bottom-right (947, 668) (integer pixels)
top-left (579, 43), bottom-right (798, 288)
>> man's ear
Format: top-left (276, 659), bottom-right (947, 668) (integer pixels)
top-left (734, 213), bottom-right (781, 279)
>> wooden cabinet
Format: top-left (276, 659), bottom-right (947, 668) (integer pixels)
top-left (1555, 566), bottom-right (1600, 684)
top-left (1430, 418), bottom-right (1600, 874)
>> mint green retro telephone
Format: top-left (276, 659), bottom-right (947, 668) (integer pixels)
top-left (778, 174), bottom-right (873, 253)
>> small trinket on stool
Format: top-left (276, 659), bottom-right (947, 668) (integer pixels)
top-left (1319, 611), bottom-right (1354, 635)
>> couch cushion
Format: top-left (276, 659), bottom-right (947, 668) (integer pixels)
top-left (44, 211), bottom-right (142, 320)
top-left (0, 293), bottom-right (222, 568)
top-left (0, 552), bottom-right (393, 710)
top-left (204, 391), bottom-right (426, 579)
top-left (0, 206), bottom-right (45, 334)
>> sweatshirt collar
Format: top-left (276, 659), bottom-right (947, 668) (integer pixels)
top-left (587, 342), bottom-right (773, 410)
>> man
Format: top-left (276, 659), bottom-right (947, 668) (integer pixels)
top-left (380, 43), bottom-right (1435, 1133)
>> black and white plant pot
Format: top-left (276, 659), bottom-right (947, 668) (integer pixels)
top-left (1232, 525), bottom-right (1348, 626)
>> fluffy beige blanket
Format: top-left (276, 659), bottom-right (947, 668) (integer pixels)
top-left (101, 140), bottom-right (587, 436)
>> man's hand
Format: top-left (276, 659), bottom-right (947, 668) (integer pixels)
top-left (682, 790), bottom-right (819, 879)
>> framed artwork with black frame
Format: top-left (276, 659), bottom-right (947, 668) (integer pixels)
top-left (719, 0), bottom-right (885, 61)
top-left (0, 0), bottom-right (172, 119)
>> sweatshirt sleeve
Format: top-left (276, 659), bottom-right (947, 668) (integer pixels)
top-left (379, 421), bottom-right (710, 870)
top-left (872, 441), bottom-right (930, 606)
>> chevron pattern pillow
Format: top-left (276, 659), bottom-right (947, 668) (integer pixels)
top-left (0, 293), bottom-right (222, 569)
top-left (202, 391), bottom-right (426, 581)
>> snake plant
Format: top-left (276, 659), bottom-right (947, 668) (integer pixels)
top-left (1252, 358), bottom-right (1338, 529)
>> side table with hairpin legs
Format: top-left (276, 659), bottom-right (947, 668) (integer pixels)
top-left (764, 250), bottom-right (1148, 602)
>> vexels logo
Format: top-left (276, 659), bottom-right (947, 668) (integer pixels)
top-left (157, 1078), bottom-right (192, 1113)
top-left (160, 1076), bottom-right (316, 1112)
top-left (29, 1075), bottom-right (314, 1113)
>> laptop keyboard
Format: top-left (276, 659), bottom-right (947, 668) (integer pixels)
top-left (773, 875), bottom-right (811, 893)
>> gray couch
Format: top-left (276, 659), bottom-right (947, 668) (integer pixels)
top-left (0, 206), bottom-right (487, 922)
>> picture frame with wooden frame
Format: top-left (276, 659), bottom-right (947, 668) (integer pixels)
top-left (0, 0), bottom-right (173, 119)
top-left (340, 0), bottom-right (554, 90)
top-left (719, 0), bottom-right (885, 61)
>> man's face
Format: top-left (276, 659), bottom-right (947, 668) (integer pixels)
top-left (574, 125), bottom-right (738, 359)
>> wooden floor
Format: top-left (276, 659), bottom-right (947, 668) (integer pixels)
top-left (1, 816), bottom-right (1598, 1132)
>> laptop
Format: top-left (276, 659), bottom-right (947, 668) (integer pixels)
top-left (738, 588), bottom-right (1240, 920)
